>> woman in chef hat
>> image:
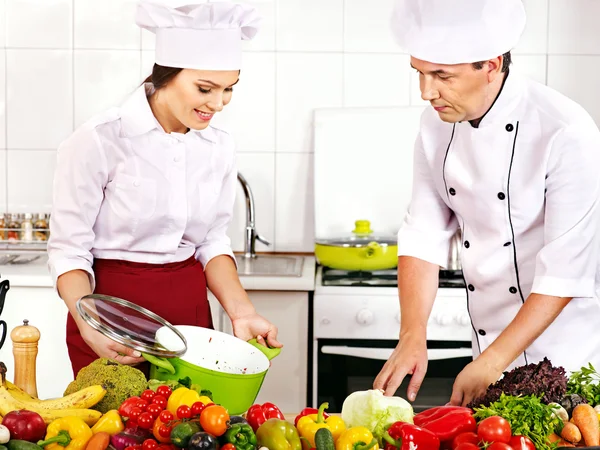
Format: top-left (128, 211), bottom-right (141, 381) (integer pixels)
top-left (375, 0), bottom-right (600, 406)
top-left (47, 0), bottom-right (282, 376)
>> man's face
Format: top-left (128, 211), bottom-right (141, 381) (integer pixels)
top-left (411, 56), bottom-right (501, 123)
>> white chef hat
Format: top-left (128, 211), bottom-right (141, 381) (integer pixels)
top-left (390, 0), bottom-right (526, 65)
top-left (136, 0), bottom-right (261, 71)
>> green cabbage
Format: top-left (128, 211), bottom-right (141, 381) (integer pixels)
top-left (341, 389), bottom-right (414, 444)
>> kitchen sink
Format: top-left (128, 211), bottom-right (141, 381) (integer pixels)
top-left (235, 254), bottom-right (304, 277)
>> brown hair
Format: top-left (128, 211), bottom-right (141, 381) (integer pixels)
top-left (143, 64), bottom-right (183, 89)
top-left (472, 51), bottom-right (512, 72)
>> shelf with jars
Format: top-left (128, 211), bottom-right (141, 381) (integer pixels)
top-left (0, 213), bottom-right (49, 264)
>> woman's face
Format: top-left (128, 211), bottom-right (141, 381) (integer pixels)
top-left (160, 69), bottom-right (240, 131)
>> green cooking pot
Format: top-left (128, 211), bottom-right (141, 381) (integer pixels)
top-left (75, 295), bottom-right (281, 416)
top-left (315, 220), bottom-right (398, 271)
top-left (147, 326), bottom-right (281, 415)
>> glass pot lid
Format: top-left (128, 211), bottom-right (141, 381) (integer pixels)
top-left (315, 220), bottom-right (397, 247)
top-left (76, 294), bottom-right (188, 358)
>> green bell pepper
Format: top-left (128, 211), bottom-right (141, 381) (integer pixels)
top-left (221, 423), bottom-right (258, 450)
top-left (256, 418), bottom-right (302, 450)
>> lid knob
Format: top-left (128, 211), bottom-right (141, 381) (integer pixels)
top-left (11, 319), bottom-right (41, 343)
top-left (353, 220), bottom-right (373, 235)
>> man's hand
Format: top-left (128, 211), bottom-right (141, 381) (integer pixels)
top-left (449, 356), bottom-right (502, 406)
top-left (373, 335), bottom-right (428, 400)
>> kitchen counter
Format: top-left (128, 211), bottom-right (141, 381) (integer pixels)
top-left (0, 254), bottom-right (316, 291)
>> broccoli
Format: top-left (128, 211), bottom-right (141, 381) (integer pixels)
top-left (64, 358), bottom-right (147, 413)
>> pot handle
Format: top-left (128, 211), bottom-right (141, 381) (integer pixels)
top-left (247, 338), bottom-right (282, 361)
top-left (362, 241), bottom-right (381, 259)
top-left (142, 352), bottom-right (176, 374)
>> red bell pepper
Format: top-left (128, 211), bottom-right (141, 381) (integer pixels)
top-left (419, 409), bottom-right (476, 442)
top-left (414, 407), bottom-right (473, 427)
top-left (245, 402), bottom-right (285, 432)
top-left (383, 421), bottom-right (440, 450)
top-left (294, 408), bottom-right (330, 427)
top-left (119, 396), bottom-right (143, 418)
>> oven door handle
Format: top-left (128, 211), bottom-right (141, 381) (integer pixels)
top-left (321, 346), bottom-right (472, 361)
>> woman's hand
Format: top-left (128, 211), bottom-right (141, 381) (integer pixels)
top-left (232, 313), bottom-right (283, 349)
top-left (78, 320), bottom-right (146, 365)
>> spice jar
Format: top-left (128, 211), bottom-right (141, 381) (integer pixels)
top-left (11, 319), bottom-right (41, 398)
top-left (0, 214), bottom-right (5, 241)
top-left (33, 214), bottom-right (49, 242)
top-left (7, 214), bottom-right (20, 242)
top-left (21, 214), bottom-right (33, 243)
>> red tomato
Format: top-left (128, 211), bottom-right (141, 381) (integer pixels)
top-left (455, 444), bottom-right (480, 450)
top-left (191, 402), bottom-right (205, 417)
top-left (142, 440), bottom-right (158, 450)
top-left (487, 443), bottom-right (512, 450)
top-left (138, 412), bottom-right (155, 430)
top-left (152, 395), bottom-right (168, 410)
top-left (130, 407), bottom-right (143, 422)
top-left (136, 400), bottom-right (150, 411)
top-left (141, 390), bottom-right (156, 402)
top-left (452, 432), bottom-right (480, 450)
top-left (176, 405), bottom-right (192, 420)
top-left (477, 416), bottom-right (512, 444)
top-left (146, 403), bottom-right (163, 419)
top-left (158, 425), bottom-right (172, 439)
top-left (508, 435), bottom-right (535, 450)
top-left (221, 444), bottom-right (236, 450)
top-left (156, 386), bottom-right (173, 399)
top-left (159, 410), bottom-right (174, 424)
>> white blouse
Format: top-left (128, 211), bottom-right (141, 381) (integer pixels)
top-left (47, 84), bottom-right (237, 290)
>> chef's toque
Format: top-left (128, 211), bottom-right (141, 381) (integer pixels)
top-left (390, 0), bottom-right (526, 65)
top-left (136, 0), bottom-right (261, 70)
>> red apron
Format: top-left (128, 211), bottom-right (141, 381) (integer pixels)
top-left (66, 256), bottom-right (213, 377)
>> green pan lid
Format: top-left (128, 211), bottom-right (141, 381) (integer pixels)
top-left (76, 294), bottom-right (188, 358)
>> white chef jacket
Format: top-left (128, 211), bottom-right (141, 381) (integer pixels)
top-left (47, 84), bottom-right (237, 291)
top-left (398, 70), bottom-right (600, 373)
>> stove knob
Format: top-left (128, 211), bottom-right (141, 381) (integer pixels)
top-left (436, 314), bottom-right (452, 326)
top-left (457, 314), bottom-right (471, 326)
top-left (321, 318), bottom-right (330, 325)
top-left (356, 309), bottom-right (374, 325)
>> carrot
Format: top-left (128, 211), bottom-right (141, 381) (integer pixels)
top-left (86, 431), bottom-right (110, 450)
top-left (548, 433), bottom-right (575, 448)
top-left (572, 404), bottom-right (600, 447)
top-left (561, 422), bottom-right (582, 444)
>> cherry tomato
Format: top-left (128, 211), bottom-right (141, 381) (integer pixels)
top-left (152, 395), bottom-right (168, 410)
top-left (156, 386), bottom-right (173, 399)
top-left (138, 412), bottom-right (155, 429)
top-left (200, 405), bottom-right (230, 437)
top-left (477, 416), bottom-right (512, 444)
top-left (452, 432), bottom-right (480, 450)
top-left (129, 407), bottom-right (143, 422)
top-left (191, 402), bottom-right (205, 417)
top-left (455, 444), bottom-right (480, 450)
top-left (141, 390), bottom-right (156, 402)
top-left (142, 440), bottom-right (158, 450)
top-left (147, 403), bottom-right (164, 419)
top-left (508, 436), bottom-right (535, 450)
top-left (176, 405), bottom-right (192, 420)
top-left (221, 444), bottom-right (236, 450)
top-left (487, 443), bottom-right (513, 450)
top-left (158, 425), bottom-right (172, 439)
top-left (136, 400), bottom-right (149, 411)
top-left (159, 410), bottom-right (174, 424)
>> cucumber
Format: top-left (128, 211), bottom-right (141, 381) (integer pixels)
top-left (6, 441), bottom-right (42, 450)
top-left (315, 428), bottom-right (335, 450)
top-left (170, 421), bottom-right (202, 448)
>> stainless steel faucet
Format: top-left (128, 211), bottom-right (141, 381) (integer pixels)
top-left (237, 172), bottom-right (270, 258)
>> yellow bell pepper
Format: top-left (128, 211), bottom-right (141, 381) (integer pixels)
top-left (91, 410), bottom-right (125, 435)
top-left (38, 417), bottom-right (93, 450)
top-left (167, 387), bottom-right (208, 414)
top-left (297, 403), bottom-right (346, 449)
top-left (335, 427), bottom-right (377, 450)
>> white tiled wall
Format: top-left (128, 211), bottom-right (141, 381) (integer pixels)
top-left (0, 0), bottom-right (599, 252)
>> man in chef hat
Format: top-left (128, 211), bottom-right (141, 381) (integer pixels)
top-left (374, 0), bottom-right (600, 407)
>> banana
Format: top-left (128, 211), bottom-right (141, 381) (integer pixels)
top-left (5, 381), bottom-right (106, 410)
top-left (0, 386), bottom-right (102, 426)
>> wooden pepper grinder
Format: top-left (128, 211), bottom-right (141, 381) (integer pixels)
top-left (11, 319), bottom-right (40, 398)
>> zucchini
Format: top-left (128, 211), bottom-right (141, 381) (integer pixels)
top-left (6, 441), bottom-right (42, 450)
top-left (315, 428), bottom-right (335, 450)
